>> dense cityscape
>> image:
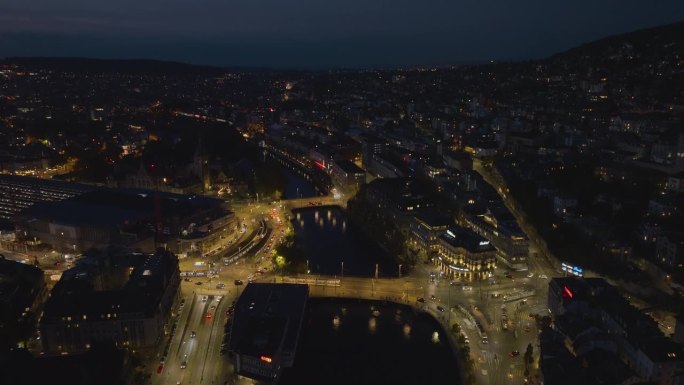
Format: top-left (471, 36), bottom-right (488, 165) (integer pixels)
top-left (0, 17), bottom-right (684, 385)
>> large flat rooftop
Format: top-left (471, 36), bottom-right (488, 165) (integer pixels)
top-left (229, 283), bottom-right (309, 381)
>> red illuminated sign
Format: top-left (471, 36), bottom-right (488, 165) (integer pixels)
top-left (563, 286), bottom-right (573, 298)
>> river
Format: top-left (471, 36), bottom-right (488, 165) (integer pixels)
top-left (280, 297), bottom-right (459, 385)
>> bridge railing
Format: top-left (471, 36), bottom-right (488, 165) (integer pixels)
top-left (283, 276), bottom-right (341, 287)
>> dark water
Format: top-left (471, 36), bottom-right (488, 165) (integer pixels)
top-left (280, 298), bottom-right (460, 385)
top-left (263, 153), bottom-right (319, 199)
top-left (291, 207), bottom-right (398, 277)
top-left (283, 169), bottom-right (318, 199)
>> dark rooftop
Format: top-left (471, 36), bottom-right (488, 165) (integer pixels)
top-left (334, 159), bottom-right (365, 175)
top-left (440, 226), bottom-right (495, 253)
top-left (41, 249), bottom-right (178, 321)
top-left (230, 283), bottom-right (308, 361)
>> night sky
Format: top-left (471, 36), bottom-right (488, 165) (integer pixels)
top-left (1, 0), bottom-right (683, 69)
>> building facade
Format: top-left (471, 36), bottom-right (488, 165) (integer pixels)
top-left (434, 227), bottom-right (497, 280)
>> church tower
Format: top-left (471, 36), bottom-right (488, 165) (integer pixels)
top-left (194, 137), bottom-right (211, 192)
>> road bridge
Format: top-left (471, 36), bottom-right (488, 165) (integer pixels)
top-left (281, 195), bottom-right (346, 210)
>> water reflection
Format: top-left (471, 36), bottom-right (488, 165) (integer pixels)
top-left (280, 299), bottom-right (459, 385)
top-left (403, 324), bottom-right (411, 339)
top-left (432, 331), bottom-right (440, 344)
top-left (291, 207), bottom-right (396, 277)
top-left (368, 317), bottom-right (377, 334)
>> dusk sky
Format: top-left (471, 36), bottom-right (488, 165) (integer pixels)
top-left (1, 0), bottom-right (683, 69)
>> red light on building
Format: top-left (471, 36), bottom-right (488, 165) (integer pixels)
top-left (563, 286), bottom-right (573, 298)
top-left (260, 356), bottom-right (272, 363)
top-left (313, 160), bottom-right (326, 170)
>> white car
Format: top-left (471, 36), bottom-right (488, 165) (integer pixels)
top-left (527, 273), bottom-right (535, 278)
top-left (539, 274), bottom-right (548, 279)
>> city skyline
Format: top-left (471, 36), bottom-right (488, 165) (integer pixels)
top-left (0, 0), bottom-right (683, 68)
top-left (1, 10), bottom-right (683, 385)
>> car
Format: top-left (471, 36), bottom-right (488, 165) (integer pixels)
top-left (206, 312), bottom-right (213, 320)
top-left (539, 274), bottom-right (548, 279)
top-left (216, 283), bottom-right (225, 289)
top-left (234, 279), bottom-right (243, 285)
top-left (202, 296), bottom-right (208, 302)
top-left (180, 361), bottom-right (187, 369)
top-left (215, 295), bottom-right (222, 301)
top-left (527, 273), bottom-right (535, 278)
top-left (156, 364), bottom-right (164, 374)
top-left (210, 305), bottom-right (216, 311)
top-left (430, 295), bottom-right (437, 300)
top-left (509, 350), bottom-right (520, 357)
top-left (450, 281), bottom-right (461, 286)
top-left (505, 273), bottom-right (513, 279)
top-left (436, 305), bottom-right (445, 312)
top-left (190, 331), bottom-right (196, 338)
top-left (195, 281), bottom-right (203, 286)
top-left (462, 286), bottom-right (473, 291)
top-left (417, 297), bottom-right (425, 303)
top-left (183, 278), bottom-right (191, 282)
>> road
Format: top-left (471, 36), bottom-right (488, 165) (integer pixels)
top-left (147, 177), bottom-right (554, 385)
top-left (150, 249), bottom-right (549, 385)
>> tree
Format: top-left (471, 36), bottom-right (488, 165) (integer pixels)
top-left (452, 322), bottom-right (462, 335)
top-left (524, 343), bottom-right (534, 369)
top-left (274, 254), bottom-right (286, 270)
top-left (274, 189), bottom-right (283, 201)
